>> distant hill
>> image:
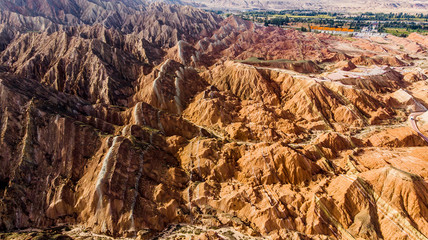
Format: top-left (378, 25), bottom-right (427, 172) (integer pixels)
top-left (180, 0), bottom-right (428, 13)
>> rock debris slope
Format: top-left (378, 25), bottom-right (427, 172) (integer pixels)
top-left (0, 1), bottom-right (428, 240)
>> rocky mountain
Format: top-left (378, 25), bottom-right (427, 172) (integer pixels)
top-left (1, 1), bottom-right (428, 240)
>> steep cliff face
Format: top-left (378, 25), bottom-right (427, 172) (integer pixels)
top-left (0, 73), bottom-right (202, 236)
top-left (1, 4), bottom-right (428, 240)
top-left (1, 30), bottom-right (148, 106)
top-left (132, 59), bottom-right (208, 115)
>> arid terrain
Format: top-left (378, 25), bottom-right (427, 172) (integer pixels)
top-left (180, 0), bottom-right (428, 13)
top-left (0, 0), bottom-right (428, 240)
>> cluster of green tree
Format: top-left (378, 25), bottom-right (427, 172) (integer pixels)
top-left (238, 10), bottom-right (428, 23)
top-left (264, 16), bottom-right (290, 26)
top-left (237, 10), bottom-right (428, 34)
top-left (261, 17), bottom-right (361, 29)
top-left (240, 10), bottom-right (338, 18)
top-left (379, 22), bottom-right (428, 37)
top-left (291, 18), bottom-right (337, 26)
top-left (208, 10), bottom-right (225, 15)
top-left (346, 12), bottom-right (428, 21)
top-left (380, 21), bottom-right (428, 30)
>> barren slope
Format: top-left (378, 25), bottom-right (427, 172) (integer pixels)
top-left (0, 3), bottom-right (428, 240)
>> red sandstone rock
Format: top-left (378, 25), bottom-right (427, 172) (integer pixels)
top-left (0, 4), bottom-right (428, 240)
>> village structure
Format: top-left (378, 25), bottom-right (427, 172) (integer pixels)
top-left (310, 25), bottom-right (388, 37)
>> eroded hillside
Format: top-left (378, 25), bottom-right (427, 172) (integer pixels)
top-left (0, 2), bottom-right (428, 240)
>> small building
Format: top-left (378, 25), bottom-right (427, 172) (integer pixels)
top-left (310, 25), bottom-right (387, 38)
top-left (310, 26), bottom-right (355, 36)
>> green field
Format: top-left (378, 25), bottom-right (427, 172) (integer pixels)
top-left (271, 14), bottom-right (335, 19)
top-left (384, 27), bottom-right (428, 37)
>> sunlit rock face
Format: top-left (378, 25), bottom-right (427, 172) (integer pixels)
top-left (1, 1), bottom-right (428, 239)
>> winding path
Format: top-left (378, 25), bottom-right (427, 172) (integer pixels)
top-left (409, 112), bottom-right (428, 143)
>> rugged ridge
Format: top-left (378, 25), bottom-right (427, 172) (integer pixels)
top-left (1, 3), bottom-right (428, 240)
